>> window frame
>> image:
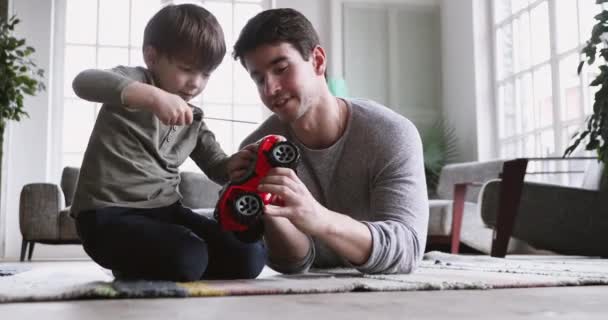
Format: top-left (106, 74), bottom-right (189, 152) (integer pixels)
top-left (490, 0), bottom-right (593, 161)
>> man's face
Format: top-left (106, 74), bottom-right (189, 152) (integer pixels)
top-left (146, 48), bottom-right (209, 102)
top-left (243, 43), bottom-right (324, 123)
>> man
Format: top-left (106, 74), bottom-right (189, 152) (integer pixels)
top-left (233, 8), bottom-right (428, 274)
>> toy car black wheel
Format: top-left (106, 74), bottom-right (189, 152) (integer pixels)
top-left (232, 192), bottom-right (264, 225)
top-left (268, 141), bottom-right (300, 168)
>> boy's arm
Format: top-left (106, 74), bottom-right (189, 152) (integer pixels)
top-left (72, 67), bottom-right (141, 105)
top-left (72, 66), bottom-right (193, 125)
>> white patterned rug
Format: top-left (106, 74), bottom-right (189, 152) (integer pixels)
top-left (1, 251), bottom-right (607, 303)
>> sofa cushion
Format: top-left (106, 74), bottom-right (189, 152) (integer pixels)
top-left (178, 171), bottom-right (222, 210)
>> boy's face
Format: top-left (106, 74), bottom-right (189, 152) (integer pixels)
top-left (144, 47), bottom-right (209, 101)
top-left (242, 43), bottom-right (326, 123)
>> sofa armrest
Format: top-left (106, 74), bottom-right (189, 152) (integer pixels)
top-left (437, 159), bottom-right (505, 201)
top-left (19, 183), bottom-right (65, 241)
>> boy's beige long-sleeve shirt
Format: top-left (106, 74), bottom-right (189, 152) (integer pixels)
top-left (70, 66), bottom-right (229, 217)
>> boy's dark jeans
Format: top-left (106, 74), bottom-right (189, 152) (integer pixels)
top-left (75, 202), bottom-right (267, 282)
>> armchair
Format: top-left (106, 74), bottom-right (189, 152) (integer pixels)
top-left (480, 158), bottom-right (608, 258)
top-left (427, 160), bottom-right (544, 254)
top-left (19, 167), bottom-right (81, 261)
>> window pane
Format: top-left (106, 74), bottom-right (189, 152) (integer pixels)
top-left (234, 59), bottom-right (261, 104)
top-left (530, 1), bottom-right (550, 65)
top-left (98, 47), bottom-right (129, 69)
top-left (511, 0), bottom-right (528, 14)
top-left (496, 23), bottom-right (514, 80)
top-left (205, 119), bottom-right (234, 154)
top-left (234, 3), bottom-right (263, 35)
top-left (205, 2), bottom-right (234, 46)
top-left (523, 134), bottom-right (536, 156)
top-left (539, 129), bottom-right (554, 156)
top-left (131, 0), bottom-right (163, 47)
top-left (99, 0), bottom-right (130, 46)
top-left (66, 0), bottom-right (97, 45)
top-left (203, 103), bottom-right (232, 120)
top-left (499, 82), bottom-right (517, 138)
top-left (559, 54), bottom-right (583, 121)
top-left (64, 45), bottom-right (97, 98)
top-left (63, 99), bottom-right (96, 153)
top-left (555, 0), bottom-right (579, 53)
top-left (233, 104), bottom-right (263, 123)
top-left (582, 58), bottom-right (601, 116)
top-left (204, 58), bottom-right (233, 104)
top-left (517, 73), bottom-right (533, 132)
top-left (513, 12), bottom-right (531, 72)
top-left (233, 122), bottom-right (259, 149)
top-left (130, 48), bottom-right (145, 67)
top-left (578, 0), bottom-right (602, 45)
top-left (500, 141), bottom-right (517, 158)
top-left (494, 0), bottom-right (512, 23)
top-left (533, 64), bottom-right (553, 128)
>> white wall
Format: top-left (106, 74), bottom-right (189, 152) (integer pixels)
top-left (439, 0), bottom-right (494, 162)
top-left (1, 0), bottom-right (86, 260)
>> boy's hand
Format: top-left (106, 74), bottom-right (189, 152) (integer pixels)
top-left (150, 90), bottom-right (194, 126)
top-left (121, 82), bottom-right (193, 125)
top-left (227, 144), bottom-right (257, 182)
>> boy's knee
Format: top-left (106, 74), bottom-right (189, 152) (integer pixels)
top-left (169, 236), bottom-right (209, 281)
top-left (233, 242), bottom-right (267, 279)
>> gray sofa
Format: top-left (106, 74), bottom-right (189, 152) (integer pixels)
top-left (19, 167), bottom-right (221, 261)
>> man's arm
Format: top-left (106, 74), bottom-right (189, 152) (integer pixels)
top-left (260, 168), bottom-right (372, 266)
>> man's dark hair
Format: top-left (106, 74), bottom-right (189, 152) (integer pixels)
top-left (232, 8), bottom-right (320, 65)
top-left (144, 4), bottom-right (226, 73)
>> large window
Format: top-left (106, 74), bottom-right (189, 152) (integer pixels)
top-left (56, 0), bottom-right (268, 172)
top-left (492, 0), bottom-right (600, 161)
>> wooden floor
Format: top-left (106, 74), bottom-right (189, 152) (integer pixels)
top-left (1, 285), bottom-right (607, 320)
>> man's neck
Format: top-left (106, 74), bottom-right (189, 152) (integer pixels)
top-left (291, 93), bottom-right (348, 150)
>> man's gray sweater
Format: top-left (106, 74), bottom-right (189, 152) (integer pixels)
top-left (241, 98), bottom-right (429, 274)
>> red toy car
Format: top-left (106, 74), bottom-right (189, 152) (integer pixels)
top-left (214, 135), bottom-right (300, 233)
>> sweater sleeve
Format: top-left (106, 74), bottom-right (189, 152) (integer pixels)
top-left (354, 119), bottom-right (429, 274)
top-left (190, 118), bottom-right (230, 186)
top-left (72, 66), bottom-right (147, 105)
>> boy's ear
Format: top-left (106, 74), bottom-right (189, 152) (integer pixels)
top-left (143, 46), bottom-right (158, 67)
top-left (311, 45), bottom-right (326, 76)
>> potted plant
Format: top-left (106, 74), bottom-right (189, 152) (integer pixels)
top-left (565, 3), bottom-right (608, 169)
top-left (422, 119), bottom-right (458, 197)
top-left (0, 15), bottom-right (45, 183)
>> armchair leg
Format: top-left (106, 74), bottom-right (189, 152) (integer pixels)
top-left (27, 242), bottom-right (35, 261)
top-left (450, 183), bottom-right (467, 254)
top-left (20, 240), bottom-right (28, 262)
top-left (491, 159), bottom-right (528, 258)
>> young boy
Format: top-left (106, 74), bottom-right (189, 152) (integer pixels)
top-left (70, 4), bottom-right (265, 281)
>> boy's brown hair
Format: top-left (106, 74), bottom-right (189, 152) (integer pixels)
top-left (144, 4), bottom-right (226, 73)
top-left (232, 8), bottom-right (320, 66)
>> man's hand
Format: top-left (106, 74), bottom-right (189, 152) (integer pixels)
top-left (122, 82), bottom-right (193, 126)
top-left (258, 167), bottom-right (330, 237)
top-left (227, 143), bottom-right (257, 182)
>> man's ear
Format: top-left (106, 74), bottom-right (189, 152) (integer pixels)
top-left (143, 46), bottom-right (158, 68)
top-left (311, 45), bottom-right (326, 76)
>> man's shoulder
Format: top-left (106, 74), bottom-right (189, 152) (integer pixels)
top-left (347, 98), bottom-right (417, 135)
